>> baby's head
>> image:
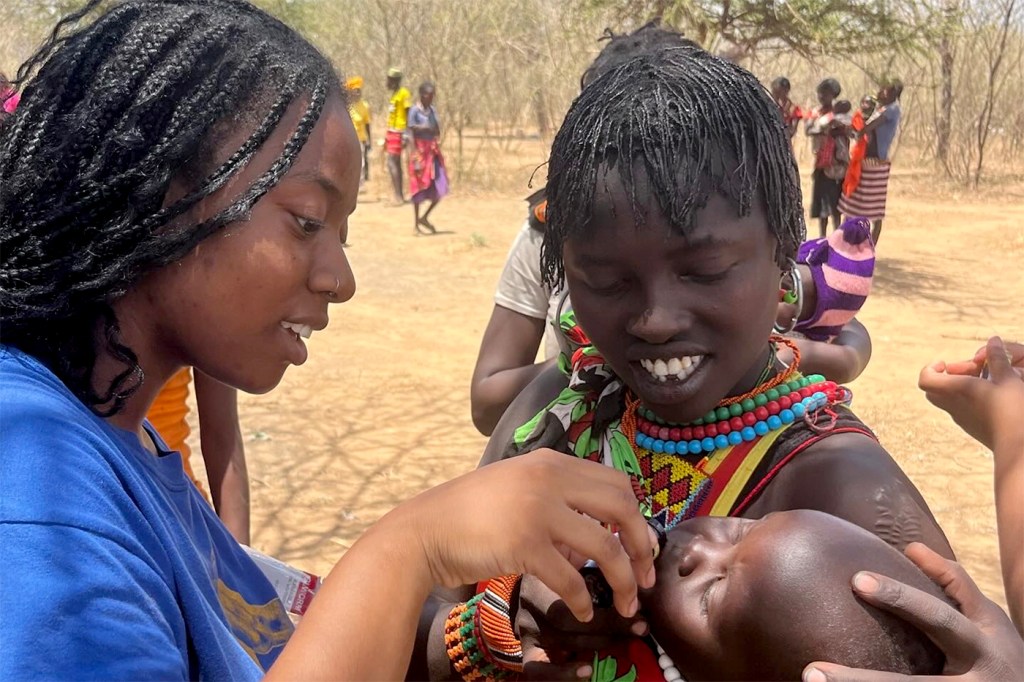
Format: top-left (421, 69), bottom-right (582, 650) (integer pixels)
top-left (860, 95), bottom-right (878, 117)
top-left (643, 510), bottom-right (946, 680)
top-left (834, 99), bottom-right (853, 116)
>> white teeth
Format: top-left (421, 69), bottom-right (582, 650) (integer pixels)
top-left (281, 321), bottom-right (313, 339)
top-left (639, 355), bottom-right (704, 381)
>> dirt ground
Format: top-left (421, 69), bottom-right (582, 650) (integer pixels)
top-left (189, 151), bottom-right (1023, 612)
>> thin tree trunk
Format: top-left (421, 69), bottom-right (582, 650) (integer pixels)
top-left (973, 0), bottom-right (1016, 188)
top-left (935, 0), bottom-right (958, 173)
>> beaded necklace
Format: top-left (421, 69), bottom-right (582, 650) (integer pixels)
top-left (618, 337), bottom-right (844, 529)
top-left (631, 373), bottom-right (831, 457)
top-left (655, 640), bottom-right (682, 682)
top-left (621, 337), bottom-right (823, 461)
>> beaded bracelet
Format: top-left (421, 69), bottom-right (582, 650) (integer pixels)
top-left (445, 593), bottom-right (518, 681)
top-left (477, 575), bottom-right (524, 674)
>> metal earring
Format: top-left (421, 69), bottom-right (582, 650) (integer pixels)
top-left (773, 259), bottom-right (803, 335)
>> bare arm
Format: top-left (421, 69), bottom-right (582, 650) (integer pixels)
top-left (994, 431), bottom-right (1024, 634)
top-left (792, 319), bottom-right (873, 384)
top-left (412, 364), bottom-right (570, 678)
top-left (194, 370), bottom-right (250, 545)
top-left (480, 361), bottom-right (571, 467)
top-left (919, 337), bottom-right (1024, 632)
top-left (269, 452), bottom-right (656, 681)
top-left (470, 304), bottom-right (551, 435)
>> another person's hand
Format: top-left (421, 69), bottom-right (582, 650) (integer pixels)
top-left (803, 543), bottom-right (1024, 681)
top-left (918, 336), bottom-right (1024, 450)
top-left (397, 450), bottom-right (656, 623)
top-left (516, 572), bottom-right (649, 680)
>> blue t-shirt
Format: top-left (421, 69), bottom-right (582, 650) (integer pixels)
top-left (0, 346), bottom-right (293, 680)
top-left (869, 102), bottom-right (901, 161)
top-left (408, 103), bottom-right (440, 140)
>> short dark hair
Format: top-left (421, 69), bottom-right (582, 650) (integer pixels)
top-left (817, 78), bottom-right (842, 98)
top-left (771, 76), bottom-right (791, 91)
top-left (580, 20), bottom-right (698, 89)
top-left (0, 0), bottom-right (340, 415)
top-left (542, 45), bottom-right (804, 288)
top-left (418, 81), bottom-right (435, 96)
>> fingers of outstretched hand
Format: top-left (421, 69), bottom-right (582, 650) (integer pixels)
top-left (528, 544), bottom-right (596, 624)
top-left (919, 364), bottom-right (978, 394)
top-left (556, 460), bottom-right (655, 587)
top-left (850, 569), bottom-right (981, 658)
top-left (944, 360), bottom-right (985, 377)
top-left (904, 543), bottom-right (991, 621)
top-left (802, 661), bottom-right (922, 682)
top-left (549, 511), bottom-right (639, 619)
top-left (975, 337), bottom-right (1024, 367)
top-left (985, 337), bottom-right (1024, 383)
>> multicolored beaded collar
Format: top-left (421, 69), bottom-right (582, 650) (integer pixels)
top-left (633, 374), bottom-right (832, 457)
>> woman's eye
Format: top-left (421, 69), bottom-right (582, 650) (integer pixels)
top-left (686, 267), bottom-right (731, 285)
top-left (294, 215), bottom-right (324, 234)
top-left (587, 279), bottom-right (629, 296)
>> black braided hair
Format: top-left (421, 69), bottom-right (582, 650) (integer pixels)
top-left (581, 20), bottom-right (698, 89)
top-left (0, 0), bottom-right (341, 416)
top-left (541, 45), bottom-right (804, 289)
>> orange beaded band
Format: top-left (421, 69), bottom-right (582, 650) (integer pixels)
top-left (444, 594), bottom-right (514, 681)
top-left (478, 575), bottom-right (524, 673)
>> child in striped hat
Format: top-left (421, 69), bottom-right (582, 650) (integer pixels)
top-left (794, 216), bottom-right (876, 342)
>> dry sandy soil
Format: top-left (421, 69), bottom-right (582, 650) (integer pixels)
top-left (189, 147), bottom-right (1023, 612)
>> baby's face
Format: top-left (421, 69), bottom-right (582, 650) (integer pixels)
top-left (643, 513), bottom-right (808, 678)
top-left (642, 510), bottom-right (903, 680)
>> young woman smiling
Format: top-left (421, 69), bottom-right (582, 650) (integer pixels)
top-left (0, 1), bottom-right (655, 678)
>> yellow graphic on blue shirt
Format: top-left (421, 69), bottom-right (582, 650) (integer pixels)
top-left (216, 579), bottom-right (294, 668)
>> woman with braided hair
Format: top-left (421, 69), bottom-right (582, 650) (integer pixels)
top-left (0, 1), bottom-right (659, 678)
top-left (412, 45), bottom-right (981, 681)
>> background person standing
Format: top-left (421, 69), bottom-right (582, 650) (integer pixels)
top-left (385, 67), bottom-right (412, 205)
top-left (408, 82), bottom-right (448, 235)
top-left (345, 76), bottom-right (371, 187)
top-left (840, 79), bottom-right (903, 245)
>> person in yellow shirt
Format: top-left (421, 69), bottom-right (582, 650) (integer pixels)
top-left (345, 75), bottom-right (371, 187)
top-left (385, 67), bottom-right (412, 205)
top-left (148, 368), bottom-right (250, 544)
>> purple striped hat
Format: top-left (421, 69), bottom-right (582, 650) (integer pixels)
top-left (794, 217), bottom-right (875, 341)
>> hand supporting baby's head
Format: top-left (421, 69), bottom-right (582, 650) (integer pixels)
top-left (642, 510), bottom-right (947, 680)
